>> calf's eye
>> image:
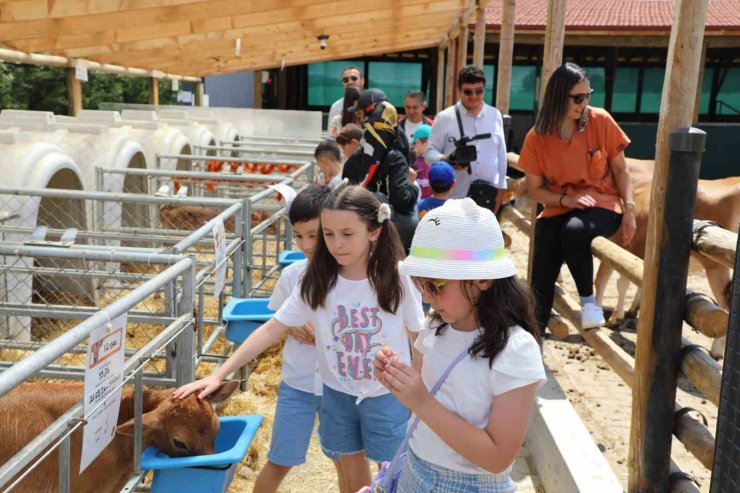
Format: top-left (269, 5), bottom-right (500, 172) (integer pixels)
top-left (173, 438), bottom-right (189, 451)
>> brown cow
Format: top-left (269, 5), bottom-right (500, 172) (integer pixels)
top-left (159, 205), bottom-right (272, 232)
top-left (594, 159), bottom-right (740, 358)
top-left (0, 380), bottom-right (238, 493)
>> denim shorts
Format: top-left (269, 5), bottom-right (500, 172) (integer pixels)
top-left (398, 449), bottom-right (516, 493)
top-left (318, 385), bottom-right (409, 463)
top-left (268, 381), bottom-right (339, 466)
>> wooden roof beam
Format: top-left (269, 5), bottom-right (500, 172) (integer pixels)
top-left (85, 15), bottom-right (458, 65)
top-left (2, 0), bottom-right (462, 49)
top-left (0, 46), bottom-right (200, 81)
top-left (1, 0), bottom-right (216, 22)
top-left (445, 0), bottom-right (477, 41)
top-left (152, 34), bottom-right (442, 76)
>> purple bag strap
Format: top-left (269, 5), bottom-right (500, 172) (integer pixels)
top-left (384, 344), bottom-right (471, 468)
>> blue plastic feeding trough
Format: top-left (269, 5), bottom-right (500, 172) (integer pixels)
top-left (141, 415), bottom-right (263, 493)
top-left (278, 249), bottom-right (306, 267)
top-left (222, 298), bottom-right (275, 344)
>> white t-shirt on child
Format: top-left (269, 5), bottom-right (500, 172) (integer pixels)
top-left (409, 321), bottom-right (546, 475)
top-left (268, 259), bottom-right (322, 395)
top-left (275, 272), bottom-right (424, 403)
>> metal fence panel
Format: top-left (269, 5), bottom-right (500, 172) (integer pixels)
top-left (710, 233), bottom-right (740, 493)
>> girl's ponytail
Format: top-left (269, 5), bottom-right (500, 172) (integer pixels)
top-left (368, 202), bottom-right (404, 313)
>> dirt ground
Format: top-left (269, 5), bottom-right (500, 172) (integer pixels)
top-left (216, 202), bottom-right (721, 492)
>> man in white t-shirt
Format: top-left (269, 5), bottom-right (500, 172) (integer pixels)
top-left (399, 90), bottom-right (434, 144)
top-left (253, 185), bottom-right (345, 492)
top-left (327, 65), bottom-right (365, 128)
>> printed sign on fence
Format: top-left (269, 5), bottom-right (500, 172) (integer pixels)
top-left (80, 313), bottom-right (127, 473)
top-left (269, 184), bottom-right (297, 208)
top-left (213, 219), bottom-right (226, 298)
top-left (75, 61), bottom-right (88, 82)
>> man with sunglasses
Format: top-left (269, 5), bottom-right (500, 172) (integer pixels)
top-left (327, 65), bottom-right (365, 129)
top-left (425, 65), bottom-right (508, 212)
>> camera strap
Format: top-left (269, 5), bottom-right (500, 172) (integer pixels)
top-left (454, 105), bottom-right (492, 143)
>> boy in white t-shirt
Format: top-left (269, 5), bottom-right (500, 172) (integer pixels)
top-left (252, 184), bottom-right (345, 493)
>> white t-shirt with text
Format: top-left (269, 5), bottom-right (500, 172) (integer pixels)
top-left (409, 322), bottom-right (545, 474)
top-left (268, 259), bottom-right (322, 395)
top-left (275, 273), bottom-right (424, 403)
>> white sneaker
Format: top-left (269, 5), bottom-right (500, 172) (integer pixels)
top-left (581, 302), bottom-right (605, 329)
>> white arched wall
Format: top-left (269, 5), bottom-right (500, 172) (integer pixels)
top-left (0, 141), bottom-right (89, 342)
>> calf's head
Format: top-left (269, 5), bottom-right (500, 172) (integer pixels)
top-left (117, 380), bottom-right (239, 457)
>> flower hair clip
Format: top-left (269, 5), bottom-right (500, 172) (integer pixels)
top-left (377, 203), bottom-right (391, 223)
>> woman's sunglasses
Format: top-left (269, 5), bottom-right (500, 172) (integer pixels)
top-left (342, 75), bottom-right (359, 83)
top-left (462, 88), bottom-right (485, 97)
top-left (568, 89), bottom-right (594, 105)
top-left (411, 277), bottom-right (451, 297)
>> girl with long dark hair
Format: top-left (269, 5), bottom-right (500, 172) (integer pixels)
top-left (373, 198), bottom-right (545, 492)
top-left (329, 86), bottom-right (363, 137)
top-left (175, 185), bottom-right (424, 493)
top-left (519, 62), bottom-right (636, 333)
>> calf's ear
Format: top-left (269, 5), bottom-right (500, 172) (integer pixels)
top-left (117, 409), bottom-right (162, 437)
top-left (206, 380), bottom-right (240, 404)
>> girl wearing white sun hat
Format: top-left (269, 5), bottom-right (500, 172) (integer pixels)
top-left (373, 198), bottom-right (546, 492)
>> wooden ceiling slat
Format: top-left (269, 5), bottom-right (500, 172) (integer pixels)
top-left (0, 0), bottom-right (473, 77)
top-left (159, 34), bottom-right (441, 76)
top-left (1, 0), bottom-right (453, 44)
top-left (75, 11), bottom-right (459, 63)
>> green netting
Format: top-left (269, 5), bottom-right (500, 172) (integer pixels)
top-left (699, 68), bottom-right (714, 115)
top-left (483, 65), bottom-right (496, 105)
top-left (509, 66), bottom-right (537, 111)
top-left (307, 60), bottom-right (364, 106)
top-left (367, 61), bottom-right (423, 107)
top-left (640, 67), bottom-right (665, 114)
top-left (584, 66), bottom-right (606, 108)
top-left (717, 67), bottom-right (740, 115)
top-left (613, 67), bottom-right (639, 113)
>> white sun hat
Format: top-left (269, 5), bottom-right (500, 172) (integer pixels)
top-left (400, 198), bottom-right (517, 280)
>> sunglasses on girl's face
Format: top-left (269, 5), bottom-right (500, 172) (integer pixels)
top-left (342, 75), bottom-right (359, 83)
top-left (462, 88), bottom-right (485, 97)
top-left (411, 277), bottom-right (451, 297)
top-left (568, 89), bottom-right (594, 105)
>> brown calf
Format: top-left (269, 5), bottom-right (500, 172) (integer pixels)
top-left (159, 205), bottom-right (272, 232)
top-left (0, 380), bottom-right (238, 493)
top-left (594, 159), bottom-right (739, 357)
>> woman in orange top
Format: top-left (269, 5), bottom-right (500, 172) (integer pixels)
top-left (519, 62), bottom-right (636, 334)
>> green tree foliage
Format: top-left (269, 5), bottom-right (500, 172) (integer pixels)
top-left (0, 62), bottom-right (178, 115)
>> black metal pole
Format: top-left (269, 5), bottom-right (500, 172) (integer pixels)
top-left (637, 127), bottom-right (705, 492)
top-left (502, 114), bottom-right (512, 149)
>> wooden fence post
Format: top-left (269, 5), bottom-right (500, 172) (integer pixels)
top-left (149, 77), bottom-right (159, 107)
top-left (473, 1), bottom-right (488, 69)
top-left (628, 1), bottom-right (709, 490)
top-left (436, 45), bottom-right (446, 113)
top-left (445, 38), bottom-right (457, 108)
top-left (495, 0), bottom-right (516, 115)
top-left (67, 68), bottom-right (82, 117)
top-left (194, 80), bottom-right (204, 107)
top-left (526, 0), bottom-right (565, 280)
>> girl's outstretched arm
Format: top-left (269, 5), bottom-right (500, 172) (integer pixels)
top-left (382, 359), bottom-right (539, 473)
top-left (173, 317), bottom-right (290, 400)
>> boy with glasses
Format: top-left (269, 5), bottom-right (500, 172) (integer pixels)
top-left (426, 65), bottom-right (508, 212)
